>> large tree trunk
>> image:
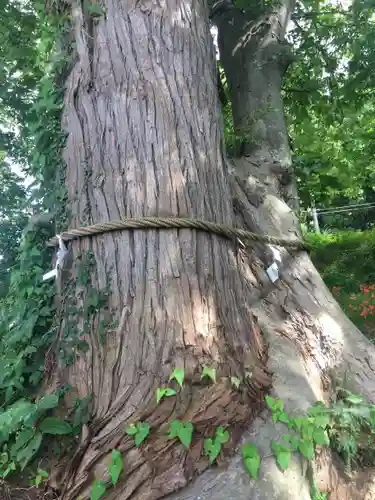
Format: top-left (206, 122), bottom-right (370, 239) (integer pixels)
top-left (47, 1), bottom-right (375, 499)
top-left (50, 1), bottom-right (272, 498)
top-left (166, 4), bottom-right (375, 500)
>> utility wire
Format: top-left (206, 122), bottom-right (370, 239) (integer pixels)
top-left (318, 204), bottom-right (375, 215)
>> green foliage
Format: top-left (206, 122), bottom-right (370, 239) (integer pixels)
top-left (204, 427), bottom-right (229, 464)
top-left (307, 230), bottom-right (375, 292)
top-left (242, 443), bottom-right (261, 479)
top-left (251, 391), bottom-right (375, 486)
top-left (169, 367), bottom-right (185, 388)
top-left (109, 449), bottom-right (123, 485)
top-left (271, 442), bottom-right (292, 471)
top-left (230, 376), bottom-right (242, 389)
top-left (168, 420), bottom-right (194, 449)
top-left (283, 0), bottom-right (375, 212)
top-left (125, 422), bottom-right (150, 447)
top-left (39, 417), bottom-right (72, 435)
top-left (31, 468), bottom-right (49, 487)
top-left (307, 230), bottom-right (375, 338)
top-left (201, 365), bottom-right (216, 384)
top-left (90, 479), bottom-right (106, 500)
top-left (156, 387), bottom-right (177, 404)
top-left (0, 0), bottom-right (76, 479)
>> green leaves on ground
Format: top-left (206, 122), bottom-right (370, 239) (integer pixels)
top-left (271, 442), bottom-right (292, 471)
top-left (125, 421), bottom-right (150, 447)
top-left (168, 420), bottom-right (194, 449)
top-left (242, 443), bottom-right (261, 479)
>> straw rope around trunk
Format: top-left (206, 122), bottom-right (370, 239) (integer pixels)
top-left (46, 216), bottom-right (309, 251)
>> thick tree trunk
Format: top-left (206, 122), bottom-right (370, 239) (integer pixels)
top-left (50, 1), bottom-right (273, 499)
top-left (48, 1), bottom-right (375, 500)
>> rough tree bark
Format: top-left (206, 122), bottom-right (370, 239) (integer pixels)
top-left (47, 1), bottom-right (375, 499)
top-left (166, 3), bottom-right (375, 499)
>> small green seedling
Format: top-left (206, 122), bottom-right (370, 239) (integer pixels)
top-left (90, 479), bottom-right (106, 500)
top-left (242, 444), bottom-right (261, 479)
top-left (204, 426), bottom-right (229, 464)
top-left (201, 365), bottom-right (216, 383)
top-left (230, 376), bottom-right (242, 389)
top-left (168, 420), bottom-right (194, 449)
top-left (156, 388), bottom-right (177, 404)
top-left (32, 468), bottom-right (49, 487)
top-left (109, 449), bottom-right (123, 485)
top-left (169, 368), bottom-right (185, 388)
top-left (125, 421), bottom-right (150, 447)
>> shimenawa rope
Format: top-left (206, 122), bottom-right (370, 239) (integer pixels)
top-left (46, 216), bottom-right (308, 251)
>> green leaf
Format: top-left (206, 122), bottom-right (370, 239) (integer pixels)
top-left (34, 469), bottom-right (48, 487)
top-left (230, 376), bottom-right (242, 388)
top-left (168, 420), bottom-right (194, 449)
top-left (169, 368), bottom-right (185, 388)
top-left (39, 417), bottom-right (72, 435)
top-left (204, 437), bottom-right (222, 464)
top-left (201, 365), bottom-right (216, 383)
top-left (345, 394), bottom-right (363, 405)
top-left (87, 3), bottom-right (104, 15)
top-left (298, 439), bottom-right (315, 459)
top-left (109, 449), bottom-right (123, 485)
top-left (164, 388), bottom-right (177, 397)
top-left (242, 443), bottom-right (259, 458)
top-left (125, 423), bottom-right (138, 436)
top-left (242, 443), bottom-right (262, 477)
top-left (156, 387), bottom-right (177, 404)
top-left (283, 434), bottom-right (299, 452)
top-left (275, 449), bottom-right (291, 471)
top-left (312, 428), bottom-right (330, 446)
top-left (265, 396), bottom-right (284, 413)
top-left (313, 414), bottom-right (330, 428)
top-left (12, 428), bottom-right (34, 454)
top-left (38, 394), bottom-right (59, 411)
top-left (243, 453), bottom-right (261, 479)
top-left (277, 411), bottom-right (290, 424)
top-left (216, 426), bottom-right (229, 444)
top-left (134, 422), bottom-right (150, 447)
top-left (168, 419), bottom-right (180, 439)
top-left (301, 422), bottom-right (315, 440)
top-left (291, 417), bottom-right (304, 432)
top-left (90, 480), bottom-right (106, 500)
top-left (178, 422), bottom-right (194, 449)
top-left (16, 432), bottom-right (43, 470)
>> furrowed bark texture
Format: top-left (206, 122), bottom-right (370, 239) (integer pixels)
top-left (165, 5), bottom-right (375, 500)
top-left (50, 1), bottom-right (272, 498)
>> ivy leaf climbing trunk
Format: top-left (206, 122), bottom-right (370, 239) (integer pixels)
top-left (47, 0), bottom-right (375, 499)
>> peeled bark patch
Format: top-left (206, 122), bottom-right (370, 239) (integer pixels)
top-left (50, 1), bottom-right (272, 498)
